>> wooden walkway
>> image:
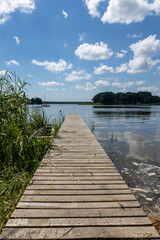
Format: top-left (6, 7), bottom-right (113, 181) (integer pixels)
top-left (0, 114), bottom-right (159, 239)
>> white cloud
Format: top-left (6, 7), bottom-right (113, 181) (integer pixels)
top-left (46, 88), bottom-right (59, 91)
top-left (116, 49), bottom-right (127, 58)
top-left (128, 57), bottom-right (159, 73)
top-left (13, 36), bottom-right (20, 44)
top-left (137, 86), bottom-right (159, 92)
top-left (5, 60), bottom-right (19, 66)
top-left (101, 0), bottom-right (160, 24)
top-left (115, 35), bottom-right (160, 74)
top-left (64, 43), bottom-right (68, 47)
top-left (0, 0), bottom-right (35, 24)
top-left (38, 81), bottom-right (64, 87)
top-left (32, 59), bottom-right (73, 73)
top-left (129, 35), bottom-right (160, 58)
top-left (65, 70), bottom-right (91, 82)
top-left (95, 80), bottom-right (110, 87)
top-left (0, 70), bottom-right (7, 75)
top-left (115, 63), bottom-right (128, 73)
top-left (84, 0), bottom-right (104, 17)
top-left (0, 16), bottom-right (10, 24)
top-left (136, 80), bottom-right (145, 86)
top-left (75, 82), bottom-right (96, 91)
top-left (62, 10), bottom-right (68, 18)
top-left (27, 74), bottom-right (33, 78)
top-left (94, 64), bottom-right (114, 74)
top-left (128, 35), bottom-right (160, 73)
top-left (112, 81), bottom-right (134, 88)
top-left (75, 42), bottom-right (113, 60)
top-left (127, 33), bottom-right (143, 38)
top-left (79, 33), bottom-right (87, 42)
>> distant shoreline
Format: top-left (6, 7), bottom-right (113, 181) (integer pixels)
top-left (28, 102), bottom-right (160, 106)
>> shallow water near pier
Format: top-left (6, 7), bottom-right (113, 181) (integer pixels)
top-left (29, 104), bottom-right (160, 216)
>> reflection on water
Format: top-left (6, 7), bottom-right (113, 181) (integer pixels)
top-left (29, 104), bottom-right (160, 215)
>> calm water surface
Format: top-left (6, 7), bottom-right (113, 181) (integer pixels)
top-left (29, 104), bottom-right (160, 215)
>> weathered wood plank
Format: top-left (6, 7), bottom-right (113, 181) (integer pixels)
top-left (6, 217), bottom-right (152, 227)
top-left (1, 226), bottom-right (159, 239)
top-left (32, 176), bottom-right (123, 181)
top-left (26, 184), bottom-right (129, 190)
top-left (29, 180), bottom-right (125, 185)
top-left (34, 172), bottom-right (121, 176)
top-left (36, 168), bottom-right (118, 173)
top-left (16, 201), bottom-right (140, 209)
top-left (20, 194), bottom-right (136, 202)
top-left (23, 189), bottom-right (132, 195)
top-left (11, 208), bottom-right (146, 218)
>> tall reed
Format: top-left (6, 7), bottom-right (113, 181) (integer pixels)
top-left (0, 73), bottom-right (53, 232)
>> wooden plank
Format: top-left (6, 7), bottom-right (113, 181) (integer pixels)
top-left (23, 189), bottom-right (132, 195)
top-left (32, 176), bottom-right (123, 181)
top-left (1, 226), bottom-right (159, 239)
top-left (16, 201), bottom-right (140, 209)
top-left (20, 194), bottom-right (136, 202)
top-left (34, 172), bottom-right (121, 176)
top-left (6, 217), bottom-right (152, 227)
top-left (36, 168), bottom-right (118, 173)
top-left (29, 181), bottom-right (126, 186)
top-left (11, 208), bottom-right (146, 218)
top-left (29, 180), bottom-right (125, 185)
top-left (26, 184), bottom-right (131, 190)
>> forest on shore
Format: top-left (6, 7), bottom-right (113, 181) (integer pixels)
top-left (92, 91), bottom-right (160, 105)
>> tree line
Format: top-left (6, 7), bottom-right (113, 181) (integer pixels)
top-left (92, 91), bottom-right (160, 105)
top-left (27, 97), bottom-right (42, 104)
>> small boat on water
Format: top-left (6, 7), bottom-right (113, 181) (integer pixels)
top-left (42, 104), bottom-right (50, 107)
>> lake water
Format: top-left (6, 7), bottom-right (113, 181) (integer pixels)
top-left (29, 104), bottom-right (160, 216)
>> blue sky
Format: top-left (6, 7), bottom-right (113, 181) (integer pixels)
top-left (1, 0), bottom-right (160, 101)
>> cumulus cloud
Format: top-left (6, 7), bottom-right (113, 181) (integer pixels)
top-left (116, 49), bottom-right (127, 58)
top-left (64, 43), bottom-right (68, 47)
top-left (115, 63), bottom-right (128, 73)
top-left (94, 64), bottom-right (114, 74)
top-left (115, 35), bottom-right (160, 74)
top-left (95, 80), bottom-right (110, 87)
top-left (65, 70), bottom-right (91, 82)
top-left (32, 59), bottom-right (73, 73)
top-left (75, 82), bottom-right (96, 91)
top-left (101, 0), bottom-right (160, 24)
top-left (13, 36), bottom-right (20, 44)
top-left (137, 86), bottom-right (159, 92)
top-left (84, 0), bottom-right (104, 17)
top-left (129, 35), bottom-right (160, 58)
top-left (128, 35), bottom-right (160, 73)
top-left (112, 81), bottom-right (134, 88)
top-left (136, 80), bottom-right (145, 86)
top-left (128, 57), bottom-right (159, 73)
top-left (62, 10), bottom-right (68, 18)
top-left (75, 42), bottom-right (113, 60)
top-left (5, 60), bottom-right (19, 66)
top-left (0, 0), bottom-right (35, 24)
top-left (38, 81), bottom-right (64, 86)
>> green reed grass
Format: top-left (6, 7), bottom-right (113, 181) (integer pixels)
top-left (0, 73), bottom-right (63, 232)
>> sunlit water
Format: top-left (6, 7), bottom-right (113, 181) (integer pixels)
top-left (29, 104), bottom-right (160, 216)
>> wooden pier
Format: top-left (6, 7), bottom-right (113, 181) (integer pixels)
top-left (0, 114), bottom-right (159, 239)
